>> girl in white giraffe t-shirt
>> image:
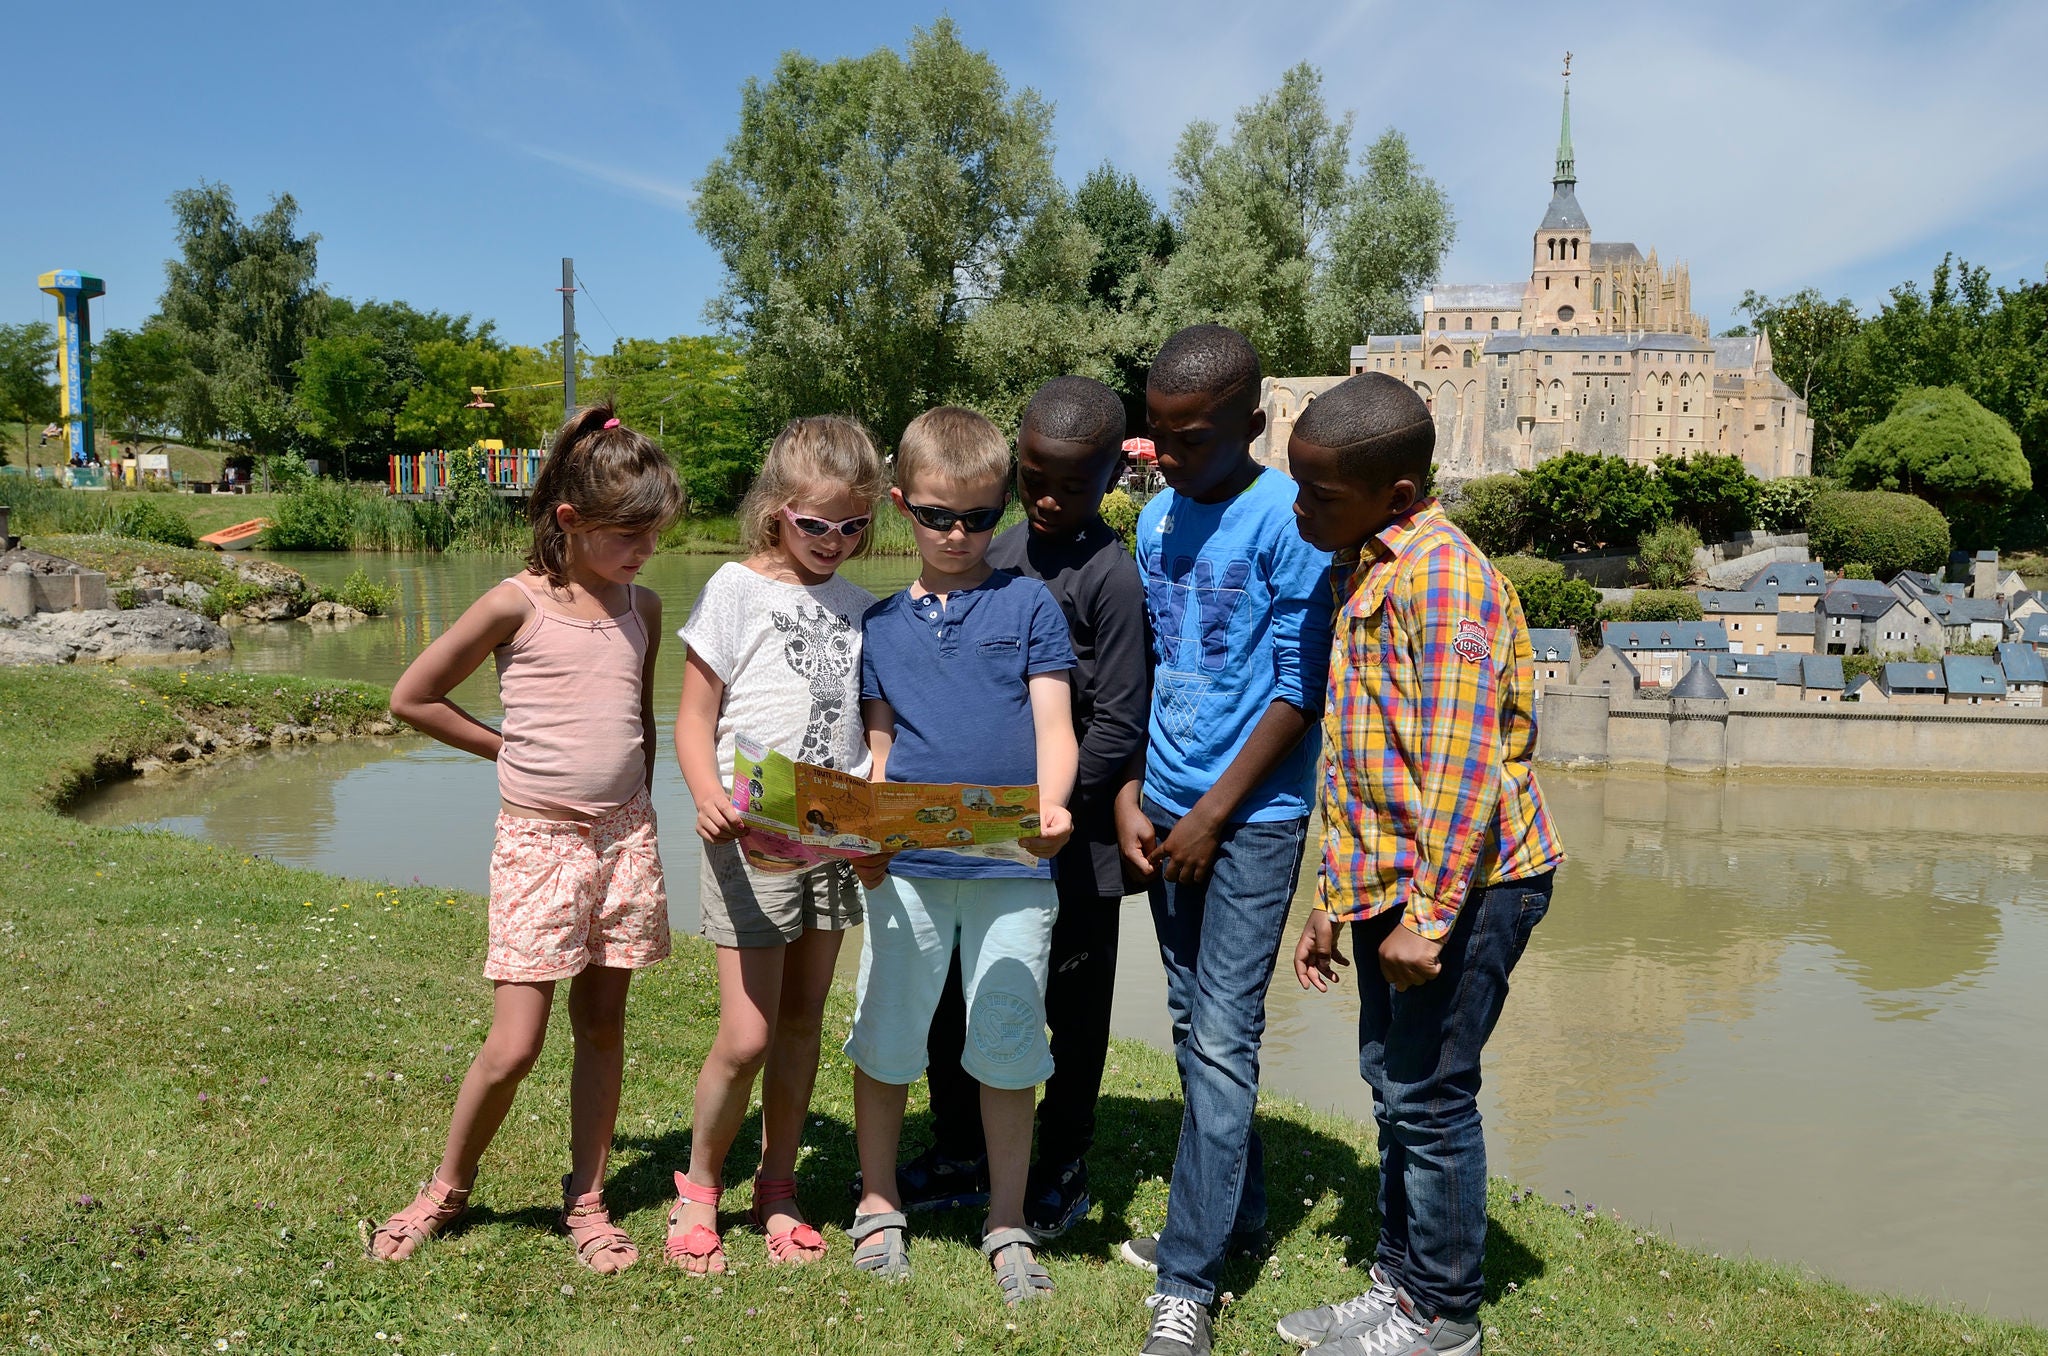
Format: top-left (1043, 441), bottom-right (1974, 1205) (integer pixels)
top-left (668, 415), bottom-right (886, 1275)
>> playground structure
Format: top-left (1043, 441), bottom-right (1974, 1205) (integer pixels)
top-left (37, 270), bottom-right (104, 468)
top-left (388, 442), bottom-right (547, 500)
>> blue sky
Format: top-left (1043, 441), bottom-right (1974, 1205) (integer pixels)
top-left (7, 0), bottom-right (2045, 353)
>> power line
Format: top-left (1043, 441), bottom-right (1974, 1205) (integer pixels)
top-left (573, 268), bottom-right (623, 347)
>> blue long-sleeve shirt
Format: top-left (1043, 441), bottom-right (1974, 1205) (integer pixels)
top-left (1135, 467), bottom-right (1334, 823)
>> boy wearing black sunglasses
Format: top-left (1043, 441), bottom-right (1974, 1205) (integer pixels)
top-left (845, 405), bottom-right (1080, 1303)
top-left (895, 377), bottom-right (1151, 1239)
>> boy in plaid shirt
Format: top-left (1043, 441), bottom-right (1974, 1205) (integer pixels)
top-left (1280, 373), bottom-right (1565, 1356)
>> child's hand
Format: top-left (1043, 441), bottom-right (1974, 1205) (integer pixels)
top-left (696, 796), bottom-right (748, 845)
top-left (1020, 805), bottom-right (1074, 860)
top-left (1294, 910), bottom-right (1349, 991)
top-left (850, 853), bottom-right (893, 889)
top-left (1151, 805), bottom-right (1223, 884)
top-left (1116, 794), bottom-right (1158, 882)
top-left (1378, 924), bottom-right (1444, 991)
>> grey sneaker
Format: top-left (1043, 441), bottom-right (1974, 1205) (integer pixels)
top-left (1141, 1293), bottom-right (1213, 1356)
top-left (1319, 1289), bottom-right (1480, 1356)
top-left (1275, 1262), bottom-right (1401, 1346)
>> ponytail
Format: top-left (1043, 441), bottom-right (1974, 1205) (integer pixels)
top-left (525, 403), bottom-right (684, 585)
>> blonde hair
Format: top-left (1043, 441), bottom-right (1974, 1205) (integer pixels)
top-left (526, 403), bottom-right (685, 586)
top-left (893, 405), bottom-right (1011, 498)
top-left (737, 415), bottom-right (888, 559)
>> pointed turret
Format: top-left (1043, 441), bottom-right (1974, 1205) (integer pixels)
top-left (1540, 70), bottom-right (1587, 231)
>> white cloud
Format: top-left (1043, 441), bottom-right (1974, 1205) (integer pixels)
top-left (515, 144), bottom-right (697, 213)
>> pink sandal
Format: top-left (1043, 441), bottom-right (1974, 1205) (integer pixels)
top-left (367, 1177), bottom-right (470, 1261)
top-left (560, 1175), bottom-right (639, 1273)
top-left (665, 1171), bottom-right (726, 1275)
top-left (750, 1177), bottom-right (826, 1264)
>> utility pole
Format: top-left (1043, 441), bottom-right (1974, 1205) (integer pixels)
top-left (560, 258), bottom-right (577, 418)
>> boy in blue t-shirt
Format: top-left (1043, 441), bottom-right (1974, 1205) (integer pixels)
top-left (845, 405), bottom-right (1079, 1306)
top-left (1116, 325), bottom-right (1335, 1356)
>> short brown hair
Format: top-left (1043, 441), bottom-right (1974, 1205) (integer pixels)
top-left (894, 405), bottom-right (1011, 497)
top-left (736, 415), bottom-right (888, 558)
top-left (526, 403), bottom-right (684, 585)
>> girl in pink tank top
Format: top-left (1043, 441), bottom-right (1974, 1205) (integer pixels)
top-left (370, 404), bottom-right (683, 1274)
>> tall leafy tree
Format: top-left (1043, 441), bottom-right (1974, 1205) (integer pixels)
top-left (583, 336), bottom-right (756, 510)
top-left (1733, 287), bottom-right (1864, 467)
top-left (154, 180), bottom-right (324, 448)
top-left (0, 321), bottom-right (58, 468)
top-left (693, 19), bottom-right (1058, 449)
top-left (95, 326), bottom-right (183, 440)
top-left (1071, 163), bottom-right (1175, 308)
top-left (1157, 67), bottom-right (1452, 377)
top-left (1833, 385), bottom-right (2030, 545)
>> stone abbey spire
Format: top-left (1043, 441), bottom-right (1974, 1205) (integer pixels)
top-left (1540, 54), bottom-right (1587, 231)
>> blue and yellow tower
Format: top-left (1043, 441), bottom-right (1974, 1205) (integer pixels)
top-left (37, 269), bottom-right (106, 467)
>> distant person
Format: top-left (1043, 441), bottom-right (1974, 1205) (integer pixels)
top-left (846, 405), bottom-right (1077, 1304)
top-left (892, 377), bottom-right (1149, 1239)
top-left (667, 415), bottom-right (888, 1275)
top-left (368, 404), bottom-right (682, 1273)
top-left (1115, 324), bottom-right (1336, 1356)
top-left (1277, 373), bottom-right (1565, 1356)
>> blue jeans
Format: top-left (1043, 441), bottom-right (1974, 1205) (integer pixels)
top-left (1144, 797), bottom-right (1310, 1306)
top-left (1355, 872), bottom-right (1553, 1323)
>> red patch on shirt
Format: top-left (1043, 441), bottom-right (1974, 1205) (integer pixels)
top-left (1452, 618), bottom-right (1490, 664)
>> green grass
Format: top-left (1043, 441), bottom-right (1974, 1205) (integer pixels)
top-left (2, 669), bottom-right (2044, 1352)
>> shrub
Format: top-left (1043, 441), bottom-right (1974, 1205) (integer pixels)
top-left (1446, 474), bottom-right (1531, 557)
top-left (1654, 454), bottom-right (1761, 542)
top-left (1099, 488), bottom-right (1139, 552)
top-left (1494, 554), bottom-right (1564, 591)
top-left (1806, 489), bottom-right (1951, 579)
top-left (328, 568), bottom-right (398, 616)
top-left (1834, 386), bottom-right (2029, 544)
top-left (1630, 522), bottom-right (1702, 589)
top-left (1513, 570), bottom-right (1600, 636)
top-left (198, 577), bottom-right (271, 620)
top-left (1842, 562), bottom-right (1874, 580)
top-left (118, 498), bottom-right (198, 549)
top-left (264, 479), bottom-right (357, 550)
top-left (1755, 475), bottom-right (1833, 534)
top-left (1522, 452), bottom-right (1672, 555)
top-left (1588, 590), bottom-right (1705, 657)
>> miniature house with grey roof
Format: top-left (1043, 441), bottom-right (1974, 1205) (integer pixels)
top-left (1844, 673), bottom-right (1884, 703)
top-left (1709, 651), bottom-right (1778, 700)
top-left (1879, 662), bottom-right (1948, 704)
top-left (1599, 620), bottom-right (1728, 688)
top-left (1669, 658), bottom-right (1728, 701)
top-left (1996, 642), bottom-right (2045, 708)
top-left (1796, 654), bottom-right (1845, 702)
top-left (1579, 645), bottom-right (1640, 694)
top-left (1696, 589), bottom-right (1779, 654)
top-left (1526, 628), bottom-right (1582, 698)
top-left (1774, 609), bottom-right (1817, 653)
top-left (1743, 560), bottom-right (1826, 612)
top-left (1942, 654), bottom-right (2007, 706)
top-left (2014, 615), bottom-right (2048, 655)
top-left (1820, 582), bottom-right (1938, 657)
top-left (1944, 597), bottom-right (2008, 647)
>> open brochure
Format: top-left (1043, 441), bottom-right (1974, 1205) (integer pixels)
top-left (730, 734), bottom-right (1043, 874)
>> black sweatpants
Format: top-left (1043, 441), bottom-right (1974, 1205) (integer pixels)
top-left (925, 870), bottom-right (1123, 1169)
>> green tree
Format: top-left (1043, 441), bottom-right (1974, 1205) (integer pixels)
top-left (1806, 489), bottom-right (1951, 578)
top-left (1521, 451), bottom-right (1671, 555)
top-left (1311, 128), bottom-right (1456, 367)
top-left (0, 321), bottom-right (58, 468)
top-left (1072, 163), bottom-right (1175, 309)
top-left (1754, 474), bottom-right (1833, 533)
top-left (1735, 287), bottom-right (1864, 468)
top-left (154, 180), bottom-right (324, 449)
top-left (1513, 571), bottom-right (1600, 636)
top-left (584, 336), bottom-right (756, 511)
top-left (1631, 521), bottom-right (1703, 589)
top-left (95, 325), bottom-right (183, 440)
top-left (1653, 453), bottom-right (1761, 542)
top-left (1445, 473), bottom-right (1531, 557)
top-left (693, 19), bottom-right (1058, 450)
top-left (1833, 386), bottom-right (2030, 546)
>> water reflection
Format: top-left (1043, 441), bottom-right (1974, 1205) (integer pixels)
top-left (70, 552), bottom-right (2048, 1322)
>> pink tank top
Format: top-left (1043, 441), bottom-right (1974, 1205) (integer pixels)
top-left (493, 575), bottom-right (650, 816)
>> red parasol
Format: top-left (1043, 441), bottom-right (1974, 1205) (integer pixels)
top-left (1122, 437), bottom-right (1157, 462)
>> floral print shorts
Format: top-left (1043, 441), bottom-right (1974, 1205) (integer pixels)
top-left (485, 789), bottom-right (671, 982)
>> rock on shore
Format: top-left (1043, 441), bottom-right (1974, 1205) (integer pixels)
top-left (0, 604), bottom-right (232, 665)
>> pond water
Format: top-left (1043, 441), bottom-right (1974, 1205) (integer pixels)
top-left (74, 551), bottom-right (2048, 1322)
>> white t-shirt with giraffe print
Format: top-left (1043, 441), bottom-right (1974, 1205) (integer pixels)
top-left (680, 562), bottom-right (877, 787)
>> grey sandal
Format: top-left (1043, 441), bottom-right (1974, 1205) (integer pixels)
top-left (849, 1211), bottom-right (910, 1281)
top-left (982, 1227), bottom-right (1054, 1306)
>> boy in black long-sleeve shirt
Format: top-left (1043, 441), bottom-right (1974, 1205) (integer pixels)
top-left (894, 376), bottom-right (1150, 1236)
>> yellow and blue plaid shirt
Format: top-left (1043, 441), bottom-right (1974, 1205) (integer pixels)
top-left (1316, 499), bottom-right (1564, 937)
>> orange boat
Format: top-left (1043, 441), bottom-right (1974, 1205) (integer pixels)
top-left (199, 518), bottom-right (268, 551)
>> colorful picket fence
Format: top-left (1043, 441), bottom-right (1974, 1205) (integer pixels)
top-left (388, 445), bottom-right (547, 499)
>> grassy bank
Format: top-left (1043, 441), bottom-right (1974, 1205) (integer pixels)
top-left (2, 669), bottom-right (2043, 1353)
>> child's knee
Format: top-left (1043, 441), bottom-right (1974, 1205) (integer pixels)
top-left (479, 1030), bottom-right (546, 1083)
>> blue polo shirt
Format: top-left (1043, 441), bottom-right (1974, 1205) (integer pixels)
top-left (861, 571), bottom-right (1076, 879)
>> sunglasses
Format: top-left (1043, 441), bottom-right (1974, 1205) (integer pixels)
top-left (781, 506), bottom-right (872, 538)
top-left (903, 499), bottom-right (1006, 534)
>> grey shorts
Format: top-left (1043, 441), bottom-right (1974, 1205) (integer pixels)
top-left (698, 840), bottom-right (864, 948)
